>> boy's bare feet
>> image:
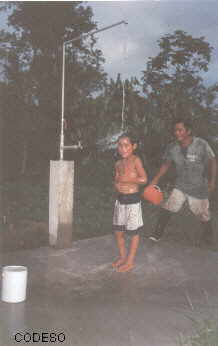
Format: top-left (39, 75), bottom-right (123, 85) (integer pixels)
top-left (116, 262), bottom-right (134, 272)
top-left (112, 257), bottom-right (127, 268)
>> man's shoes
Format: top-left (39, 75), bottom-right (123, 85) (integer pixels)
top-left (149, 235), bottom-right (161, 242)
top-left (200, 230), bottom-right (213, 246)
top-left (149, 210), bottom-right (171, 242)
top-left (149, 228), bottom-right (163, 242)
top-left (200, 221), bottom-right (213, 247)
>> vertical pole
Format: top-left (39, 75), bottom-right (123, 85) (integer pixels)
top-left (60, 43), bottom-right (65, 160)
top-left (121, 80), bottom-right (125, 132)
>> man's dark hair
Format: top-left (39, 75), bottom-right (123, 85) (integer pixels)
top-left (173, 118), bottom-right (193, 133)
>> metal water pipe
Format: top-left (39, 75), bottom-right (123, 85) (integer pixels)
top-left (60, 20), bottom-right (128, 160)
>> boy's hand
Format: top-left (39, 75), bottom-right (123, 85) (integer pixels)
top-left (116, 176), bottom-right (129, 183)
top-left (115, 182), bottom-right (128, 193)
top-left (115, 182), bottom-right (136, 194)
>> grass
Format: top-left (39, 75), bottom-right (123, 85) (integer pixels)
top-left (0, 179), bottom-right (115, 240)
top-left (178, 289), bottom-right (218, 346)
top-left (1, 175), bottom-right (218, 245)
top-left (0, 179), bottom-right (49, 222)
top-left (179, 319), bottom-right (218, 346)
top-left (73, 183), bottom-right (114, 239)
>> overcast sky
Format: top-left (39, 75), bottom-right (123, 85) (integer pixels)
top-left (88, 1), bottom-right (218, 86)
top-left (1, 1), bottom-right (218, 87)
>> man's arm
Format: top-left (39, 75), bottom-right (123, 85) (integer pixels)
top-left (208, 157), bottom-right (217, 193)
top-left (150, 161), bottom-right (171, 186)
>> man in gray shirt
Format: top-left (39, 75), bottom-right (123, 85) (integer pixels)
top-left (149, 118), bottom-right (217, 245)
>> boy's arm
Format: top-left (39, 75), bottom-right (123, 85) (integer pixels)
top-left (134, 157), bottom-right (148, 184)
top-left (114, 162), bottom-right (119, 181)
top-left (114, 162), bottom-right (122, 190)
top-left (150, 161), bottom-right (171, 186)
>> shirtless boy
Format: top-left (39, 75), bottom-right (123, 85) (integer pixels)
top-left (112, 133), bottom-right (147, 272)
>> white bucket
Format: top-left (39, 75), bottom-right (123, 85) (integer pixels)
top-left (1, 266), bottom-right (28, 303)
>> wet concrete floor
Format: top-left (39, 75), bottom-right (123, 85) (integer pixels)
top-left (0, 235), bottom-right (218, 346)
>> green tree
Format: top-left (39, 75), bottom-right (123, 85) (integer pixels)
top-left (94, 74), bottom-right (145, 145)
top-left (0, 1), bottom-right (106, 177)
top-left (141, 30), bottom-right (216, 162)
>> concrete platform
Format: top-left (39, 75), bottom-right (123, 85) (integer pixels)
top-left (0, 235), bottom-right (218, 346)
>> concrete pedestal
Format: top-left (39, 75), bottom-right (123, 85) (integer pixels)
top-left (49, 160), bottom-right (74, 248)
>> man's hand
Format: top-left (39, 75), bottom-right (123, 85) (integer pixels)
top-left (149, 161), bottom-right (171, 187)
top-left (208, 181), bottom-right (216, 194)
top-left (149, 179), bottom-right (158, 187)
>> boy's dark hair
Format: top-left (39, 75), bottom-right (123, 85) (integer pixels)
top-left (118, 132), bottom-right (139, 145)
top-left (173, 118), bottom-right (193, 133)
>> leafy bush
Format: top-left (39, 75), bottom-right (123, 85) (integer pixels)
top-left (74, 184), bottom-right (114, 239)
top-left (0, 179), bottom-right (48, 222)
top-left (0, 175), bottom-right (115, 240)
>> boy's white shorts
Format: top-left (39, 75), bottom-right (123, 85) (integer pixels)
top-left (113, 200), bottom-right (143, 234)
top-left (163, 188), bottom-right (210, 222)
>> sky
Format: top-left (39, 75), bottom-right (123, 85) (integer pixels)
top-left (1, 1), bottom-right (218, 87)
top-left (88, 1), bottom-right (218, 86)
